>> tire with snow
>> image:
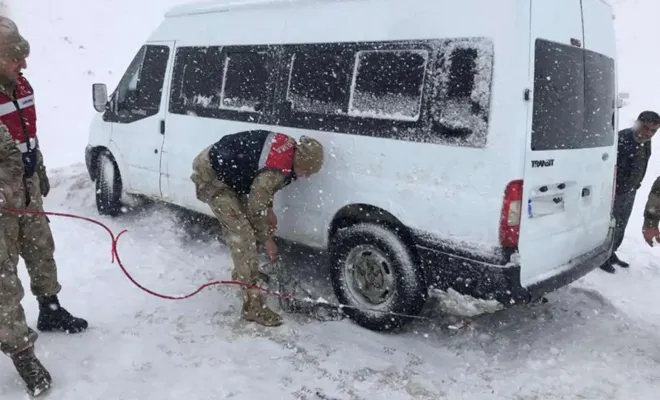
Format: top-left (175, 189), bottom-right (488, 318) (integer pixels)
top-left (329, 222), bottom-right (428, 331)
top-left (95, 150), bottom-right (122, 217)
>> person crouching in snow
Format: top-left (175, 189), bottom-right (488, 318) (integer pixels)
top-left (191, 131), bottom-right (324, 327)
top-left (0, 16), bottom-right (88, 397)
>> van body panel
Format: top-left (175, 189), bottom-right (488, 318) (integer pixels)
top-left (160, 0), bottom-right (530, 254)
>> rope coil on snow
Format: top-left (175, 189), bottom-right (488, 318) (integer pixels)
top-left (0, 207), bottom-right (436, 323)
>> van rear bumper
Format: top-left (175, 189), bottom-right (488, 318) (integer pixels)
top-left (413, 225), bottom-right (614, 306)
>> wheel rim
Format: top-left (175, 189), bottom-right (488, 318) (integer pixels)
top-left (344, 244), bottom-right (395, 306)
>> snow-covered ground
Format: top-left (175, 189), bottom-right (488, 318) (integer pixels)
top-left (1, 0), bottom-right (660, 399)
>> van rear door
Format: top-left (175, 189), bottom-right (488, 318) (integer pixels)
top-left (518, 0), bottom-right (616, 287)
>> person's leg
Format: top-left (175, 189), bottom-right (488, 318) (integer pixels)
top-left (208, 187), bottom-right (283, 327)
top-left (19, 175), bottom-right (87, 333)
top-left (610, 190), bottom-right (637, 268)
top-left (0, 214), bottom-right (51, 396)
top-left (602, 190), bottom-right (637, 273)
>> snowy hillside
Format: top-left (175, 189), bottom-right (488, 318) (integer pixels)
top-left (1, 0), bottom-right (660, 399)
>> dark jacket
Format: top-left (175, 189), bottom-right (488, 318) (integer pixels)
top-left (615, 128), bottom-right (652, 195)
top-left (208, 130), bottom-right (296, 196)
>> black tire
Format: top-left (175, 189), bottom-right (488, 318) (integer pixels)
top-left (330, 222), bottom-right (427, 331)
top-left (95, 150), bottom-right (122, 217)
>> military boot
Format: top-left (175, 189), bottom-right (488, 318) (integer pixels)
top-left (241, 289), bottom-right (283, 327)
top-left (36, 295), bottom-right (88, 333)
top-left (11, 347), bottom-right (52, 397)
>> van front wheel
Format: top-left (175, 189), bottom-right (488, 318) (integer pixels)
top-left (330, 222), bottom-right (427, 331)
top-left (95, 150), bottom-right (122, 217)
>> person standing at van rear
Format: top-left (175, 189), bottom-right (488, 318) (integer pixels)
top-left (191, 130), bottom-right (324, 327)
top-left (601, 111), bottom-right (660, 273)
top-left (0, 16), bottom-right (88, 396)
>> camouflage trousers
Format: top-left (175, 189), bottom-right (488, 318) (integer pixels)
top-left (0, 173), bottom-right (61, 357)
top-left (191, 148), bottom-right (260, 286)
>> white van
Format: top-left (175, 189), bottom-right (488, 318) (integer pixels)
top-left (85, 0), bottom-right (621, 331)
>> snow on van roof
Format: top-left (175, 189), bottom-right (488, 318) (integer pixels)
top-left (164, 0), bottom-right (355, 17)
top-left (165, 0), bottom-right (612, 18)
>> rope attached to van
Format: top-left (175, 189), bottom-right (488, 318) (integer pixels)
top-left (0, 207), bottom-right (440, 324)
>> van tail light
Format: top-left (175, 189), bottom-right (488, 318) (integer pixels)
top-left (499, 180), bottom-right (524, 248)
top-left (610, 166), bottom-right (617, 216)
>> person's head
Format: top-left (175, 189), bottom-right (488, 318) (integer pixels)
top-left (0, 16), bottom-right (28, 82)
top-left (633, 111), bottom-right (660, 143)
top-left (293, 136), bottom-right (324, 178)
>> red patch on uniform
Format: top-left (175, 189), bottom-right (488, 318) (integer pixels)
top-left (261, 133), bottom-right (295, 176)
top-left (0, 74), bottom-right (37, 145)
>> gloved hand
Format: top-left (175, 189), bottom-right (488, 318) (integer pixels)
top-left (38, 164), bottom-right (50, 197)
top-left (642, 226), bottom-right (660, 247)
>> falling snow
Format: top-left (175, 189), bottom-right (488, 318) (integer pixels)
top-left (2, 0), bottom-right (660, 399)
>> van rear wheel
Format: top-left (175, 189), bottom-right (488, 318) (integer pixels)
top-left (329, 222), bottom-right (427, 331)
top-left (95, 150), bottom-right (122, 217)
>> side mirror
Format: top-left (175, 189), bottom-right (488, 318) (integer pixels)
top-left (616, 92), bottom-right (630, 109)
top-left (92, 83), bottom-right (108, 112)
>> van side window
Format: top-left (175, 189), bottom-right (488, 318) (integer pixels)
top-left (220, 51), bottom-right (269, 112)
top-left (447, 48), bottom-right (477, 99)
top-left (430, 39), bottom-right (494, 145)
top-left (170, 46), bottom-right (275, 122)
top-left (177, 46), bottom-right (224, 109)
top-left (105, 45), bottom-right (171, 124)
top-left (349, 50), bottom-right (428, 121)
top-left (287, 51), bottom-right (351, 115)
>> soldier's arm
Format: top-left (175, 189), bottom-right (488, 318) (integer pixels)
top-left (247, 170), bottom-right (286, 244)
top-left (0, 123), bottom-right (24, 205)
top-left (35, 137), bottom-right (49, 191)
top-left (643, 176), bottom-right (660, 228)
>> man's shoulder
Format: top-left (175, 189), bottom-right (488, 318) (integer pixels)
top-left (17, 73), bottom-right (33, 91)
top-left (618, 128), bottom-right (633, 138)
top-left (617, 128), bottom-right (636, 147)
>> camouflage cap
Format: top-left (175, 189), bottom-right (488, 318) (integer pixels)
top-left (293, 136), bottom-right (324, 176)
top-left (0, 16), bottom-right (29, 61)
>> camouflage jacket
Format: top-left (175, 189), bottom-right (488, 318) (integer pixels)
top-left (643, 176), bottom-right (660, 229)
top-left (192, 145), bottom-right (285, 243)
top-left (0, 121), bottom-right (27, 206)
top-left (246, 170), bottom-right (286, 243)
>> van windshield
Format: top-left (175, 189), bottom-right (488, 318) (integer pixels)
top-left (531, 39), bottom-right (615, 151)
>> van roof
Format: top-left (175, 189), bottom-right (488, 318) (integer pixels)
top-left (164, 0), bottom-right (359, 17)
top-left (165, 0), bottom-right (612, 18)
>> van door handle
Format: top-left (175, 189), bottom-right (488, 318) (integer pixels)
top-left (160, 120), bottom-right (165, 135)
top-left (582, 187), bottom-right (591, 197)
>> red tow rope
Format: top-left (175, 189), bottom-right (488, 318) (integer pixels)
top-left (0, 207), bottom-right (295, 301)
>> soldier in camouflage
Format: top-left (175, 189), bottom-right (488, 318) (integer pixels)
top-left (191, 130), bottom-right (324, 327)
top-left (0, 16), bottom-right (87, 397)
top-left (642, 176), bottom-right (660, 246)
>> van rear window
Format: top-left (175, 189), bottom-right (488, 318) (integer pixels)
top-left (531, 39), bottom-right (615, 151)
